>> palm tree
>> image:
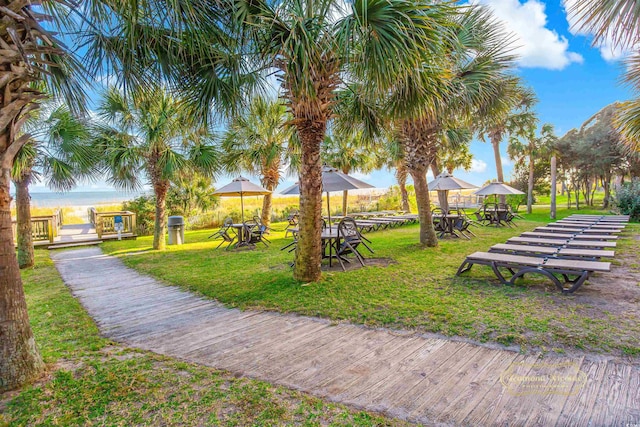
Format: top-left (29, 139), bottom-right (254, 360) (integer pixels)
top-left (217, 0), bottom-right (453, 281)
top-left (94, 87), bottom-right (219, 250)
top-left (477, 84), bottom-right (538, 188)
top-left (392, 6), bottom-right (518, 246)
top-left (382, 137), bottom-right (411, 213)
top-left (11, 103), bottom-right (94, 268)
top-left (0, 0), bottom-right (87, 390)
top-left (567, 1), bottom-right (640, 151)
top-left (322, 131), bottom-right (380, 215)
top-left (221, 97), bottom-right (294, 227)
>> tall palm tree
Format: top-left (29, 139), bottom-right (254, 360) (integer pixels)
top-left (382, 137), bottom-right (411, 213)
top-left (0, 0), bottom-right (87, 390)
top-left (86, 0), bottom-right (455, 281)
top-left (393, 6), bottom-right (518, 246)
top-left (94, 87), bottom-right (219, 250)
top-left (11, 103), bottom-right (94, 268)
top-left (221, 97), bottom-right (294, 227)
top-left (567, 1), bottom-right (640, 151)
top-left (321, 131), bottom-right (380, 215)
top-left (477, 83), bottom-right (538, 187)
top-left (221, 0), bottom-right (453, 281)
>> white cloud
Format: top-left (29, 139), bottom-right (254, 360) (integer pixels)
top-left (501, 155), bottom-right (513, 167)
top-left (473, 0), bottom-right (583, 70)
top-left (469, 159), bottom-right (487, 173)
top-left (564, 0), bottom-right (632, 61)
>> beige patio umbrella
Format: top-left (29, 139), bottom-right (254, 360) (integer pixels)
top-left (427, 171), bottom-right (478, 211)
top-left (213, 176), bottom-right (271, 222)
top-left (280, 166), bottom-right (374, 224)
top-left (474, 182), bottom-right (524, 204)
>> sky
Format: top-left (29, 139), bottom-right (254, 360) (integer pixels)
top-left (26, 0), bottom-right (634, 195)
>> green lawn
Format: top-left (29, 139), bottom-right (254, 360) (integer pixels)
top-left (0, 251), bottom-right (409, 427)
top-left (99, 206), bottom-right (640, 356)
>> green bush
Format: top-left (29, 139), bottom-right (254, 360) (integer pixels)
top-left (614, 180), bottom-right (640, 220)
top-left (122, 195), bottom-right (155, 235)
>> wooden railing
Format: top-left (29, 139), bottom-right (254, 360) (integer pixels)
top-left (11, 209), bottom-right (62, 244)
top-left (93, 210), bottom-right (136, 238)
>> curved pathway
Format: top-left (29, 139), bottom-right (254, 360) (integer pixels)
top-left (52, 247), bottom-right (639, 426)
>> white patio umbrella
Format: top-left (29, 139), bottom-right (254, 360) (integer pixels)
top-left (474, 182), bottom-right (524, 204)
top-left (214, 176), bottom-right (271, 222)
top-left (474, 182), bottom-right (524, 196)
top-left (427, 171), bottom-right (478, 211)
top-left (280, 166), bottom-right (374, 224)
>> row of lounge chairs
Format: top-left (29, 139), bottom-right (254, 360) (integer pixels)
top-left (456, 214), bottom-right (630, 293)
top-left (285, 210), bottom-right (419, 236)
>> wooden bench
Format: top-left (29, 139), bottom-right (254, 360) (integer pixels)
top-left (456, 251), bottom-right (611, 293)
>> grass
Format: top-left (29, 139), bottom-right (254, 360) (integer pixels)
top-left (0, 251), bottom-right (410, 427)
top-left (98, 205), bottom-right (640, 356)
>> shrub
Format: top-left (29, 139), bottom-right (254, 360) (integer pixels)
top-left (122, 195), bottom-right (156, 235)
top-left (613, 180), bottom-right (640, 220)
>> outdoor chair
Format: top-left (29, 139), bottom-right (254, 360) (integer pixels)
top-left (456, 251), bottom-right (610, 294)
top-left (242, 220), bottom-right (269, 247)
top-left (452, 211), bottom-right (475, 239)
top-left (252, 216), bottom-right (272, 243)
top-left (336, 217), bottom-right (373, 271)
top-left (285, 211), bottom-right (299, 237)
top-left (208, 218), bottom-right (236, 250)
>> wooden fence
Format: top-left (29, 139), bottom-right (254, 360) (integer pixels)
top-left (89, 208), bottom-right (136, 238)
top-left (11, 209), bottom-right (63, 244)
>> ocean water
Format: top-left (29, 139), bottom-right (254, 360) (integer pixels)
top-left (13, 191), bottom-right (149, 208)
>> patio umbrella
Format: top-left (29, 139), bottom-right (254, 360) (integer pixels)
top-left (427, 171), bottom-right (478, 211)
top-left (474, 182), bottom-right (524, 204)
top-left (280, 166), bottom-right (374, 224)
top-left (473, 182), bottom-right (524, 196)
top-left (213, 176), bottom-right (271, 223)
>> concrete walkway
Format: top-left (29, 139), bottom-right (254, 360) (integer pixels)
top-left (52, 247), bottom-right (640, 426)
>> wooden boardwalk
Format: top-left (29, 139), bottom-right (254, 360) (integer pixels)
top-left (52, 248), bottom-right (640, 426)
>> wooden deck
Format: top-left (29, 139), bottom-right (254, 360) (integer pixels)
top-left (33, 223), bottom-right (135, 249)
top-left (52, 247), bottom-right (640, 426)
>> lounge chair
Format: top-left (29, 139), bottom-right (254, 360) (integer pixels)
top-left (489, 243), bottom-right (614, 260)
top-left (520, 231), bottom-right (617, 241)
top-left (208, 218), bottom-right (236, 250)
top-left (507, 236), bottom-right (617, 249)
top-left (456, 251), bottom-right (610, 293)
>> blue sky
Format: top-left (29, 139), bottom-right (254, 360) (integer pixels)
top-left (27, 0), bottom-right (634, 195)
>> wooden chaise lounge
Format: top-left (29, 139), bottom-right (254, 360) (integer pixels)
top-left (456, 251), bottom-right (611, 293)
top-left (534, 226), bottom-right (621, 234)
top-left (520, 231), bottom-right (617, 241)
top-left (507, 236), bottom-right (617, 248)
top-left (489, 243), bottom-right (615, 260)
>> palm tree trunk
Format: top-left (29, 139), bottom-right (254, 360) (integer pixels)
top-left (527, 154), bottom-right (534, 214)
top-left (430, 161), bottom-right (448, 212)
top-left (261, 167), bottom-right (280, 228)
top-left (0, 167), bottom-right (44, 391)
top-left (395, 164), bottom-right (411, 212)
top-left (603, 171), bottom-right (611, 209)
top-left (490, 132), bottom-right (507, 205)
top-left (293, 122), bottom-right (324, 282)
top-left (153, 180), bottom-right (169, 250)
top-left (14, 172), bottom-right (34, 268)
top-left (410, 167), bottom-right (438, 246)
top-left (550, 155), bottom-right (557, 219)
top-left (342, 190), bottom-right (348, 216)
